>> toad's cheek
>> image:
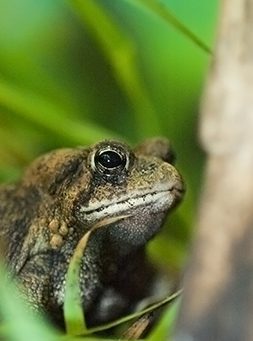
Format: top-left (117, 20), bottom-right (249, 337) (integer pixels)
top-left (77, 184), bottom-right (183, 226)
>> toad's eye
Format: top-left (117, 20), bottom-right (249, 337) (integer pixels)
top-left (92, 147), bottom-right (129, 175)
top-left (96, 150), bottom-right (124, 169)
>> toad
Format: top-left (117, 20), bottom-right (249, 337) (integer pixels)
top-left (0, 138), bottom-right (184, 327)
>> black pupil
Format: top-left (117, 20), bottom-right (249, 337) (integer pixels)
top-left (96, 150), bottom-right (123, 169)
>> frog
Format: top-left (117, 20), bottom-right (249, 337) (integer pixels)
top-left (0, 137), bottom-right (184, 327)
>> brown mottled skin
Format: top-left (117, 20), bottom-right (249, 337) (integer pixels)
top-left (0, 138), bottom-right (184, 327)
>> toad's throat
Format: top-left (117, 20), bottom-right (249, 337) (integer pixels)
top-left (79, 189), bottom-right (177, 223)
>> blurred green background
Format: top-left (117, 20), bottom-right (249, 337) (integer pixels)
top-left (0, 0), bottom-right (218, 271)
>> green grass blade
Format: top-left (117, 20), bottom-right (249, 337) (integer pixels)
top-left (64, 216), bottom-right (129, 336)
top-left (64, 233), bottom-right (90, 335)
top-left (86, 289), bottom-right (182, 335)
top-left (68, 0), bottom-right (161, 137)
top-left (0, 79), bottom-right (117, 145)
top-left (131, 0), bottom-right (212, 54)
top-left (147, 299), bottom-right (181, 340)
top-left (0, 262), bottom-right (57, 341)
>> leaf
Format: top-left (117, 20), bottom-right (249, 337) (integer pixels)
top-left (130, 0), bottom-right (212, 54)
top-left (63, 234), bottom-right (89, 335)
top-left (147, 299), bottom-right (181, 341)
top-left (68, 0), bottom-right (161, 137)
top-left (121, 312), bottom-right (153, 340)
top-left (0, 262), bottom-right (57, 341)
top-left (86, 289), bottom-right (182, 335)
top-left (64, 215), bottom-right (130, 336)
top-left (0, 78), bottom-right (117, 145)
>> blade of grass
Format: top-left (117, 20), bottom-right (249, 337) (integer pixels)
top-left (147, 299), bottom-right (181, 340)
top-left (64, 215), bottom-right (130, 335)
top-left (0, 79), bottom-right (118, 145)
top-left (63, 234), bottom-right (88, 335)
top-left (121, 312), bottom-right (153, 340)
top-left (60, 337), bottom-right (117, 341)
top-left (129, 0), bottom-right (212, 55)
top-left (83, 289), bottom-right (182, 335)
top-left (68, 0), bottom-right (161, 137)
top-left (0, 262), bottom-right (57, 341)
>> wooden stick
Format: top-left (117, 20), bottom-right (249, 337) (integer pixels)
top-left (174, 1), bottom-right (253, 340)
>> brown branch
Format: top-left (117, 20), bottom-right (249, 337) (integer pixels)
top-left (174, 0), bottom-right (253, 340)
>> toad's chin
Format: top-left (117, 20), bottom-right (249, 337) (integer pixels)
top-left (102, 208), bottom-right (168, 254)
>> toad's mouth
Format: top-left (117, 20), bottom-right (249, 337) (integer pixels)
top-left (79, 185), bottom-right (183, 224)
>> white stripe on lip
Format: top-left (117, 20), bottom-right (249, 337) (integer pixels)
top-left (79, 189), bottom-right (174, 223)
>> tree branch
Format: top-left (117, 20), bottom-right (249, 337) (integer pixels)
top-left (174, 1), bottom-right (253, 340)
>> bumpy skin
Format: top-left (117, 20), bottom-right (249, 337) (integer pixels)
top-left (0, 138), bottom-right (184, 327)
